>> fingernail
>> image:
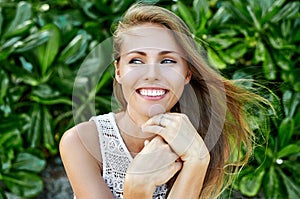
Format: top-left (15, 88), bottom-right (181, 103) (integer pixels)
top-left (144, 140), bottom-right (150, 146)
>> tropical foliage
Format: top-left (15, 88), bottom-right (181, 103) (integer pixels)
top-left (0, 0), bottom-right (299, 198)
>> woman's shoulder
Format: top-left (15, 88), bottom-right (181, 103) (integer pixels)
top-left (60, 120), bottom-right (98, 144)
top-left (60, 120), bottom-right (102, 163)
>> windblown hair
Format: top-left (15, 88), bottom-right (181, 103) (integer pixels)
top-left (112, 3), bottom-right (268, 198)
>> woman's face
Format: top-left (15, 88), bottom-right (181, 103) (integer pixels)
top-left (115, 23), bottom-right (191, 122)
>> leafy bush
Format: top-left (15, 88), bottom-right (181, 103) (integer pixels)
top-left (173, 0), bottom-right (300, 198)
top-left (0, 0), bottom-right (118, 197)
top-left (0, 0), bottom-right (299, 198)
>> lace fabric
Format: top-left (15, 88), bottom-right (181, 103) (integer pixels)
top-left (90, 112), bottom-right (168, 199)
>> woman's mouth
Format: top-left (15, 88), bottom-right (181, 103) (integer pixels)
top-left (136, 88), bottom-right (169, 100)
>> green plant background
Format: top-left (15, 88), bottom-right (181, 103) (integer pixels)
top-left (0, 0), bottom-right (299, 198)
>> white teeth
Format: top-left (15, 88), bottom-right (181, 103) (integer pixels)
top-left (139, 89), bottom-right (166, 97)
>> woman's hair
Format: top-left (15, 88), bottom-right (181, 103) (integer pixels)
top-left (112, 3), bottom-right (269, 198)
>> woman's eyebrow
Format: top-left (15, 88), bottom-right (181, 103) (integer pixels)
top-left (158, 50), bottom-right (178, 55)
top-left (125, 51), bottom-right (146, 56)
top-left (125, 50), bottom-right (179, 56)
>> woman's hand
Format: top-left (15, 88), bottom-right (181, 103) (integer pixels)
top-left (123, 136), bottom-right (182, 198)
top-left (142, 113), bottom-right (210, 199)
top-left (142, 113), bottom-right (210, 163)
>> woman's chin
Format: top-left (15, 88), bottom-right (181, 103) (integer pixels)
top-left (147, 104), bottom-right (166, 117)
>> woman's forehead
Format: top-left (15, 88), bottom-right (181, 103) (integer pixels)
top-left (120, 24), bottom-right (184, 56)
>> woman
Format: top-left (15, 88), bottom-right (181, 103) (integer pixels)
top-left (60, 3), bottom-right (266, 199)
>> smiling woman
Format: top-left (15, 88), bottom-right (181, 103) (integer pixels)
top-left (59, 3), bottom-right (269, 199)
top-left (114, 23), bottom-right (191, 122)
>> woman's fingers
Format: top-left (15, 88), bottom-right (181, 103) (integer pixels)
top-left (126, 136), bottom-right (181, 186)
top-left (127, 136), bottom-right (178, 174)
top-left (142, 113), bottom-right (210, 161)
top-left (142, 114), bottom-right (194, 156)
top-left (143, 113), bottom-right (172, 127)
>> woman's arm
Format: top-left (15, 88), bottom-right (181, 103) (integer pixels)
top-left (167, 124), bottom-right (210, 199)
top-left (167, 159), bottom-right (209, 199)
top-left (59, 122), bottom-right (114, 199)
top-left (123, 136), bottom-right (182, 199)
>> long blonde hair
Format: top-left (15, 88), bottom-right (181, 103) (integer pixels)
top-left (112, 3), bottom-right (268, 198)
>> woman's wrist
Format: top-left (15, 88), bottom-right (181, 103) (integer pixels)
top-left (181, 151), bottom-right (210, 165)
top-left (123, 174), bottom-right (155, 198)
top-left (167, 157), bottom-right (210, 199)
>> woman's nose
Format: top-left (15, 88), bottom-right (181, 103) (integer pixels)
top-left (144, 63), bottom-right (161, 81)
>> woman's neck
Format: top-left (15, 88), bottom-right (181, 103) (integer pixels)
top-left (115, 110), bottom-right (155, 156)
top-left (117, 110), bottom-right (154, 139)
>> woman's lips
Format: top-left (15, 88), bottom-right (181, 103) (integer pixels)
top-left (136, 88), bottom-right (169, 100)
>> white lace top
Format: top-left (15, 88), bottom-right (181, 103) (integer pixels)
top-left (90, 113), bottom-right (168, 199)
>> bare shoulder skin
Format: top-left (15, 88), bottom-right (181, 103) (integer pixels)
top-left (59, 121), bottom-right (114, 199)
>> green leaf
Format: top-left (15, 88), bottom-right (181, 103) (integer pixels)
top-left (31, 84), bottom-right (60, 99)
top-left (30, 95), bottom-right (72, 106)
top-left (0, 149), bottom-right (14, 173)
top-left (177, 1), bottom-right (196, 33)
top-left (207, 47), bottom-right (226, 69)
top-left (278, 117), bottom-right (295, 148)
top-left (0, 128), bottom-right (22, 149)
top-left (225, 42), bottom-right (248, 59)
top-left (193, 0), bottom-right (209, 20)
top-left (4, 20), bottom-right (34, 39)
top-left (294, 109), bottom-right (300, 133)
top-left (0, 70), bottom-right (9, 104)
top-left (59, 30), bottom-right (91, 64)
top-left (27, 105), bottom-right (42, 148)
top-left (262, 0), bottom-right (286, 24)
top-left (223, 1), bottom-right (251, 25)
top-left (208, 7), bottom-right (230, 29)
top-left (271, 2), bottom-right (300, 23)
top-left (263, 48), bottom-right (276, 80)
top-left (0, 6), bottom-right (3, 37)
top-left (283, 90), bottom-right (293, 117)
top-left (0, 36), bottom-right (22, 51)
top-left (14, 30), bottom-right (50, 53)
top-left (269, 36), bottom-right (295, 50)
top-left (239, 168), bottom-right (265, 196)
top-left (3, 64), bottom-right (41, 86)
top-left (0, 36), bottom-right (21, 61)
top-left (254, 39), bottom-right (265, 64)
top-left (264, 166), bottom-right (282, 199)
top-left (2, 171), bottom-right (43, 198)
top-left (12, 152), bottom-right (46, 172)
top-left (290, 92), bottom-right (300, 117)
top-left (277, 144), bottom-right (300, 159)
top-left (281, 19), bottom-right (292, 39)
top-left (3, 1), bottom-right (32, 38)
top-left (278, 168), bottom-right (300, 199)
top-left (193, 0), bottom-right (210, 28)
top-left (42, 106), bottom-right (57, 154)
top-left (246, 5), bottom-right (261, 31)
top-left (111, 0), bottom-right (132, 13)
top-left (283, 91), bottom-right (300, 117)
top-left (216, 50), bottom-right (236, 65)
top-left (275, 52), bottom-right (292, 71)
top-left (37, 24), bottom-right (61, 76)
top-left (206, 37), bottom-right (240, 49)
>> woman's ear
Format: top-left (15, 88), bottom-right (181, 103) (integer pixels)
top-left (185, 70), bottom-right (192, 84)
top-left (114, 60), bottom-right (122, 83)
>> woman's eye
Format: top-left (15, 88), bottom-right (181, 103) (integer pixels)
top-left (161, 59), bottom-right (177, 64)
top-left (129, 58), bottom-right (143, 64)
